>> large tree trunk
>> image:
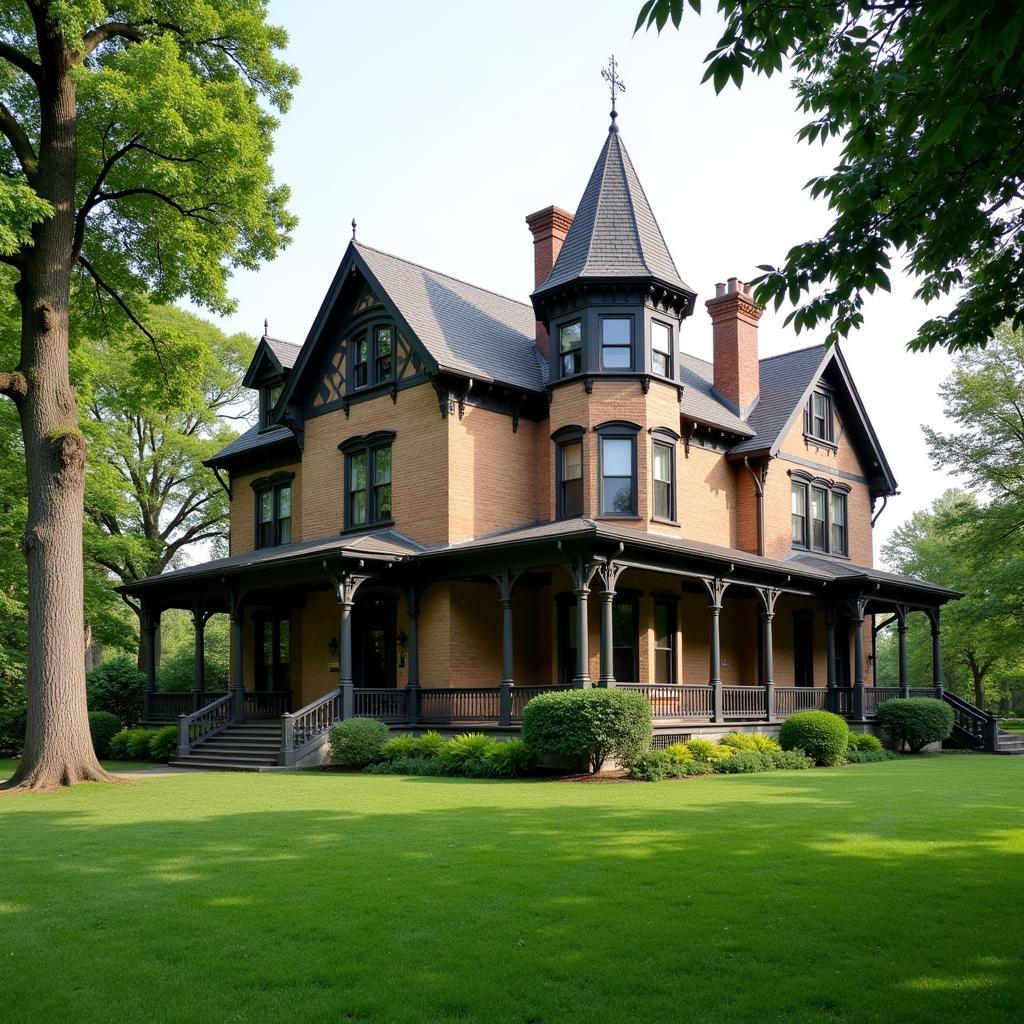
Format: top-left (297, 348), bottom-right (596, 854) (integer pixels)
top-left (2, 35), bottom-right (112, 790)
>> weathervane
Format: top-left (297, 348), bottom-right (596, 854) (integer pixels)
top-left (601, 54), bottom-right (625, 132)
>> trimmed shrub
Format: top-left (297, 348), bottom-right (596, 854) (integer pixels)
top-left (148, 725), bottom-right (179, 763)
top-left (412, 731), bottom-right (448, 759)
top-left (379, 736), bottom-right (419, 762)
top-left (767, 749), bottom-right (814, 770)
top-left (329, 718), bottom-right (390, 768)
top-left (108, 729), bottom-right (133, 760)
top-left (877, 698), bottom-right (954, 753)
top-left (846, 749), bottom-right (900, 763)
top-left (87, 711), bottom-right (121, 758)
top-left (779, 710), bottom-right (849, 766)
top-left (663, 742), bottom-right (693, 764)
top-left (126, 728), bottom-right (157, 760)
top-left (628, 749), bottom-right (671, 781)
top-left (366, 756), bottom-right (446, 776)
top-left (483, 739), bottom-right (535, 778)
top-left (847, 731), bottom-right (883, 752)
top-left (667, 760), bottom-right (715, 777)
top-left (86, 655), bottom-right (146, 727)
top-left (521, 688), bottom-right (652, 773)
top-left (684, 738), bottom-right (733, 762)
top-left (715, 751), bottom-right (775, 774)
top-left (440, 733), bottom-right (497, 777)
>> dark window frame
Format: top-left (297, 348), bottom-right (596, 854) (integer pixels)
top-left (599, 315), bottom-right (633, 371)
top-left (652, 594), bottom-right (678, 685)
top-left (339, 430), bottom-right (396, 532)
top-left (804, 389), bottom-right (836, 445)
top-left (650, 427), bottom-right (679, 523)
top-left (790, 473), bottom-right (850, 557)
top-left (557, 319), bottom-right (583, 379)
top-left (251, 472), bottom-right (295, 549)
top-left (552, 425), bottom-right (585, 520)
top-left (651, 319), bottom-right (673, 379)
top-left (348, 315), bottom-right (397, 392)
top-left (791, 479), bottom-right (808, 548)
top-left (611, 590), bottom-right (640, 684)
top-left (595, 420), bottom-right (640, 518)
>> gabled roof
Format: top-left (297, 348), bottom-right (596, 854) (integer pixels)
top-left (534, 129), bottom-right (694, 298)
top-left (204, 423), bottom-right (296, 468)
top-left (242, 334), bottom-right (302, 389)
top-left (679, 354), bottom-right (756, 436)
top-left (265, 336), bottom-right (300, 370)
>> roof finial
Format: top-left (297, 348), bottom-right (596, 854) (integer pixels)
top-left (351, 217), bottom-right (357, 240)
top-left (601, 54), bottom-right (625, 133)
top-left (263, 318), bottom-right (269, 338)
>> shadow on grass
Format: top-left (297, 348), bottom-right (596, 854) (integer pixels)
top-left (1, 764), bottom-right (1022, 1024)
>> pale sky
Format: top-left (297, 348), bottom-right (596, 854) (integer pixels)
top-left (212, 0), bottom-right (958, 565)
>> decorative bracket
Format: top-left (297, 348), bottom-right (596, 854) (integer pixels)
top-left (756, 586), bottom-right (782, 619)
top-left (431, 378), bottom-right (452, 418)
top-left (701, 576), bottom-right (731, 610)
top-left (324, 559), bottom-right (371, 606)
top-left (490, 568), bottom-right (525, 605)
top-left (583, 375), bottom-right (594, 395)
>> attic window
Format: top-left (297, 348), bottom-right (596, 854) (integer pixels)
top-left (350, 320), bottom-right (396, 391)
top-left (805, 391), bottom-right (835, 444)
top-left (260, 383), bottom-right (283, 430)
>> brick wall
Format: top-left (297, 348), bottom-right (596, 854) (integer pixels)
top-left (229, 460), bottom-right (303, 557)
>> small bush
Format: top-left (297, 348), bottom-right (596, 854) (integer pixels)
top-left (366, 756), bottom-right (446, 776)
top-left (628, 749), bottom-right (672, 781)
top-left (877, 698), bottom-right (954, 753)
top-left (751, 733), bottom-right (782, 754)
top-left (86, 655), bottom-right (146, 727)
top-left (126, 728), bottom-right (157, 760)
top-left (663, 742), bottom-right (693, 764)
top-left (720, 732), bottom-right (759, 752)
top-left (521, 688), bottom-right (652, 773)
top-left (148, 725), bottom-right (179, 763)
top-left (715, 751), bottom-right (775, 774)
top-left (483, 739), bottom-right (535, 778)
top-left (87, 711), bottom-right (122, 758)
top-left (379, 736), bottom-right (419, 762)
top-left (440, 733), bottom-right (497, 777)
top-left (412, 731), bottom-right (448, 759)
top-left (108, 729), bottom-right (133, 760)
top-left (847, 731), bottom-right (883, 752)
top-left (846, 749), bottom-right (900, 763)
top-left (767, 749), bottom-right (814, 770)
top-left (329, 718), bottom-right (390, 768)
top-left (667, 760), bottom-right (716, 777)
top-left (685, 738), bottom-right (733, 762)
top-left (779, 711), bottom-right (849, 766)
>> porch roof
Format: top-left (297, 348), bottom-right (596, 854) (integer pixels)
top-left (788, 553), bottom-right (963, 605)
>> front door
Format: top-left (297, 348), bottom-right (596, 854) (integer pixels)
top-left (834, 622), bottom-right (851, 687)
top-left (353, 595), bottom-right (397, 688)
top-left (254, 614), bottom-right (291, 712)
top-left (793, 613), bottom-right (814, 687)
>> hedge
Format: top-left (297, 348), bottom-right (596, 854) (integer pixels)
top-left (779, 711), bottom-right (849, 766)
top-left (876, 698), bottom-right (954, 753)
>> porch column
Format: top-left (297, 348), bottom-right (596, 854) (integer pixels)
top-left (229, 603), bottom-right (245, 724)
top-left (406, 586), bottom-right (420, 724)
top-left (851, 597), bottom-right (866, 720)
top-left (332, 569), bottom-right (369, 719)
top-left (141, 604), bottom-right (158, 720)
top-left (758, 588), bottom-right (780, 721)
top-left (192, 603), bottom-right (207, 710)
top-left (492, 570), bottom-right (523, 726)
top-left (704, 578), bottom-right (729, 723)
top-left (562, 555), bottom-right (599, 688)
top-left (825, 608), bottom-right (838, 713)
top-left (929, 608), bottom-right (943, 697)
top-left (596, 559), bottom-right (625, 687)
top-left (897, 606), bottom-right (910, 698)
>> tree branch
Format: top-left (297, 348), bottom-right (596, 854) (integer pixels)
top-left (0, 101), bottom-right (38, 178)
top-left (81, 22), bottom-right (145, 57)
top-left (0, 370), bottom-right (27, 402)
top-left (0, 40), bottom-right (41, 84)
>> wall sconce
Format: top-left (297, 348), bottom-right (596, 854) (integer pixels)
top-left (328, 637), bottom-right (338, 658)
top-left (867, 654), bottom-right (875, 667)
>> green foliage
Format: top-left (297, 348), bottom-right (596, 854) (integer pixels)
top-left (521, 688), bottom-right (652, 773)
top-left (779, 711), bottom-right (849, 766)
top-left (87, 711), bottom-right (122, 758)
top-left (767, 749), bottom-right (815, 770)
top-left (148, 726), bottom-right (180, 763)
top-left (328, 718), bottom-right (390, 769)
top-left (483, 739), bottom-right (535, 779)
top-left (877, 698), bottom-right (954, 753)
top-left (126, 729), bottom-right (158, 760)
top-left (379, 736), bottom-right (419, 762)
top-left (663, 742), bottom-right (692, 764)
top-left (411, 731), bottom-right (448, 759)
top-left (720, 732), bottom-right (781, 754)
top-left (440, 733), bottom-right (496, 778)
top-left (0, 649), bottom-right (27, 754)
top-left (86, 655), bottom-right (146, 726)
top-left (627, 749), bottom-right (672, 781)
top-left (846, 749), bottom-right (900, 764)
top-left (684, 738), bottom-right (733, 762)
top-left (847, 732), bottom-right (884, 753)
top-left (365, 757), bottom-right (447, 777)
top-left (108, 729), bottom-right (133, 761)
top-left (637, 1), bottom-right (1024, 353)
top-left (667, 760), bottom-right (716, 777)
top-left (715, 751), bottom-right (775, 774)
top-left (366, 735), bottom-right (534, 779)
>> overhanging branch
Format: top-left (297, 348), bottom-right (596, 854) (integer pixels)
top-left (0, 41), bottom-right (41, 84)
top-left (0, 101), bottom-right (38, 178)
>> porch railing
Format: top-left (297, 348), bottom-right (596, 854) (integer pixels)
top-left (775, 687), bottom-right (829, 717)
top-left (616, 684), bottom-right (714, 720)
top-left (722, 685), bottom-right (768, 719)
top-left (418, 687), bottom-right (501, 723)
top-left (510, 685), bottom-right (571, 721)
top-left (354, 688), bottom-right (406, 723)
top-left (177, 692), bottom-right (234, 758)
top-left (280, 688), bottom-right (344, 766)
top-left (146, 691), bottom-right (194, 722)
top-left (864, 687), bottom-right (901, 716)
top-left (244, 690), bottom-right (291, 718)
top-left (833, 687), bottom-right (854, 716)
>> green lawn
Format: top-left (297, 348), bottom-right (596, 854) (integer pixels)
top-left (0, 758), bottom-right (157, 776)
top-left (1000, 720), bottom-right (1024, 734)
top-left (1, 758), bottom-right (1022, 1024)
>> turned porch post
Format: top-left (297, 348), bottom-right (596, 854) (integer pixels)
top-left (596, 557), bottom-right (625, 687)
top-left (758, 588), bottom-right (780, 721)
top-left (929, 608), bottom-right (943, 697)
top-left (406, 585), bottom-right (421, 724)
top-left (896, 605), bottom-right (910, 698)
top-left (141, 604), bottom-right (159, 720)
top-left (491, 570), bottom-right (523, 726)
top-left (824, 608), bottom-right (838, 712)
top-left (229, 597), bottom-right (245, 724)
top-left (561, 554), bottom-right (599, 688)
top-left (192, 602), bottom-right (207, 710)
top-left (331, 567), bottom-right (369, 720)
top-left (851, 597), bottom-right (867, 720)
top-left (704, 577), bottom-right (730, 723)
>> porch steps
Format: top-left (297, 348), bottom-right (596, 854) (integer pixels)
top-left (997, 730), bottom-right (1024, 755)
top-left (169, 721), bottom-right (282, 771)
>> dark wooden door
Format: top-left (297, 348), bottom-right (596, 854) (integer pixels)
top-left (834, 622), bottom-right (851, 687)
top-left (557, 598), bottom-right (577, 686)
top-left (353, 596), bottom-right (397, 688)
top-left (255, 615), bottom-right (291, 692)
top-left (794, 614), bottom-right (814, 687)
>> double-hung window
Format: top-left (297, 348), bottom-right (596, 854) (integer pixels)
top-left (791, 481), bottom-right (808, 547)
top-left (653, 598), bottom-right (676, 684)
top-left (597, 422), bottom-right (639, 516)
top-left (791, 475), bottom-right (850, 556)
top-left (651, 430), bottom-right (677, 522)
top-left (253, 474), bottom-right (293, 549)
top-left (259, 383), bottom-right (283, 430)
top-left (554, 428), bottom-right (584, 519)
top-left (340, 431), bottom-right (396, 530)
top-left (601, 317), bottom-right (632, 370)
top-left (830, 491), bottom-right (847, 555)
top-left (559, 321), bottom-right (582, 377)
top-left (810, 486), bottom-right (827, 549)
top-left (374, 325), bottom-right (393, 382)
top-left (651, 321), bottom-right (673, 377)
top-left (350, 320), bottom-right (396, 391)
top-left (806, 390), bottom-right (835, 443)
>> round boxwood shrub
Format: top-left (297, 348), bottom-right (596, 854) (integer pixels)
top-left (87, 711), bottom-right (121, 758)
top-left (521, 688), bottom-right (652, 773)
top-left (779, 710), bottom-right (849, 766)
top-left (329, 717), bottom-right (390, 768)
top-left (877, 697), bottom-right (954, 753)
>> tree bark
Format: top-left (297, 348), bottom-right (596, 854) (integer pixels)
top-left (2, 29), bottom-right (113, 790)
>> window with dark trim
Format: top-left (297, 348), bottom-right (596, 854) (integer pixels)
top-left (374, 324), bottom-right (393, 382)
top-left (559, 321), bottom-right (582, 377)
top-left (830, 491), bottom-right (848, 555)
top-left (600, 316), bottom-right (632, 370)
top-left (651, 320), bottom-right (673, 378)
top-left (805, 390), bottom-right (835, 443)
top-left (791, 474), bottom-right (850, 556)
top-left (253, 473), bottom-right (293, 549)
top-left (653, 598), bottom-right (676, 684)
top-left (810, 486), bottom-right (827, 549)
top-left (612, 594), bottom-right (639, 683)
top-left (791, 481), bottom-right (808, 546)
top-left (553, 427), bottom-right (584, 519)
top-left (652, 438), bottom-right (675, 521)
top-left (596, 422), bottom-right (639, 517)
top-left (259, 383), bottom-right (283, 430)
top-left (340, 431), bottom-right (395, 530)
top-left (349, 319), bottom-right (396, 391)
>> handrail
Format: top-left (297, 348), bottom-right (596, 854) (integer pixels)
top-left (942, 690), bottom-right (998, 750)
top-left (177, 692), bottom-right (234, 758)
top-left (280, 687), bottom-right (344, 765)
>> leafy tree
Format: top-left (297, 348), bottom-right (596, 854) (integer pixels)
top-left (637, 1), bottom-right (1024, 351)
top-left (882, 490), bottom-right (1023, 710)
top-left (0, 2), bottom-right (296, 790)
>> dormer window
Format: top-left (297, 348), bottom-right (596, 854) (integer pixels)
top-left (260, 383), bottom-right (284, 430)
top-left (374, 325), bottom-right (393, 382)
top-left (806, 390), bottom-right (835, 444)
top-left (651, 321), bottom-right (673, 378)
top-left (352, 331), bottom-right (369, 388)
top-left (559, 321), bottom-right (582, 377)
top-left (601, 317), bottom-right (632, 370)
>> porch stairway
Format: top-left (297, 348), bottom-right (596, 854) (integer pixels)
top-left (995, 728), bottom-right (1024, 755)
top-left (168, 720), bottom-right (282, 771)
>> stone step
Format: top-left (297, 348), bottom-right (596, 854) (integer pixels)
top-left (195, 738), bottom-right (280, 751)
top-left (176, 750), bottom-right (278, 765)
top-left (168, 759), bottom-right (265, 772)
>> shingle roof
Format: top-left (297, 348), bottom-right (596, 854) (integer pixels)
top-left (264, 336), bottom-right (300, 371)
top-left (204, 424), bottom-right (297, 468)
top-left (354, 242), bottom-right (547, 392)
top-left (679, 353), bottom-right (755, 436)
top-left (788, 553), bottom-right (962, 599)
top-left (534, 130), bottom-right (693, 296)
top-left (730, 345), bottom-right (829, 455)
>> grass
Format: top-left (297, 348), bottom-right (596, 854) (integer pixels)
top-left (1, 757), bottom-right (1022, 1024)
top-left (999, 720), bottom-right (1024, 734)
top-left (0, 758), bottom-right (156, 776)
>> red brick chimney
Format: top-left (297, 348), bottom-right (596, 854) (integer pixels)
top-left (525, 205), bottom-right (574, 357)
top-left (706, 277), bottom-right (764, 417)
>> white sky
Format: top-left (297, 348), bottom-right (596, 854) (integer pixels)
top-left (210, 0), bottom-right (958, 566)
